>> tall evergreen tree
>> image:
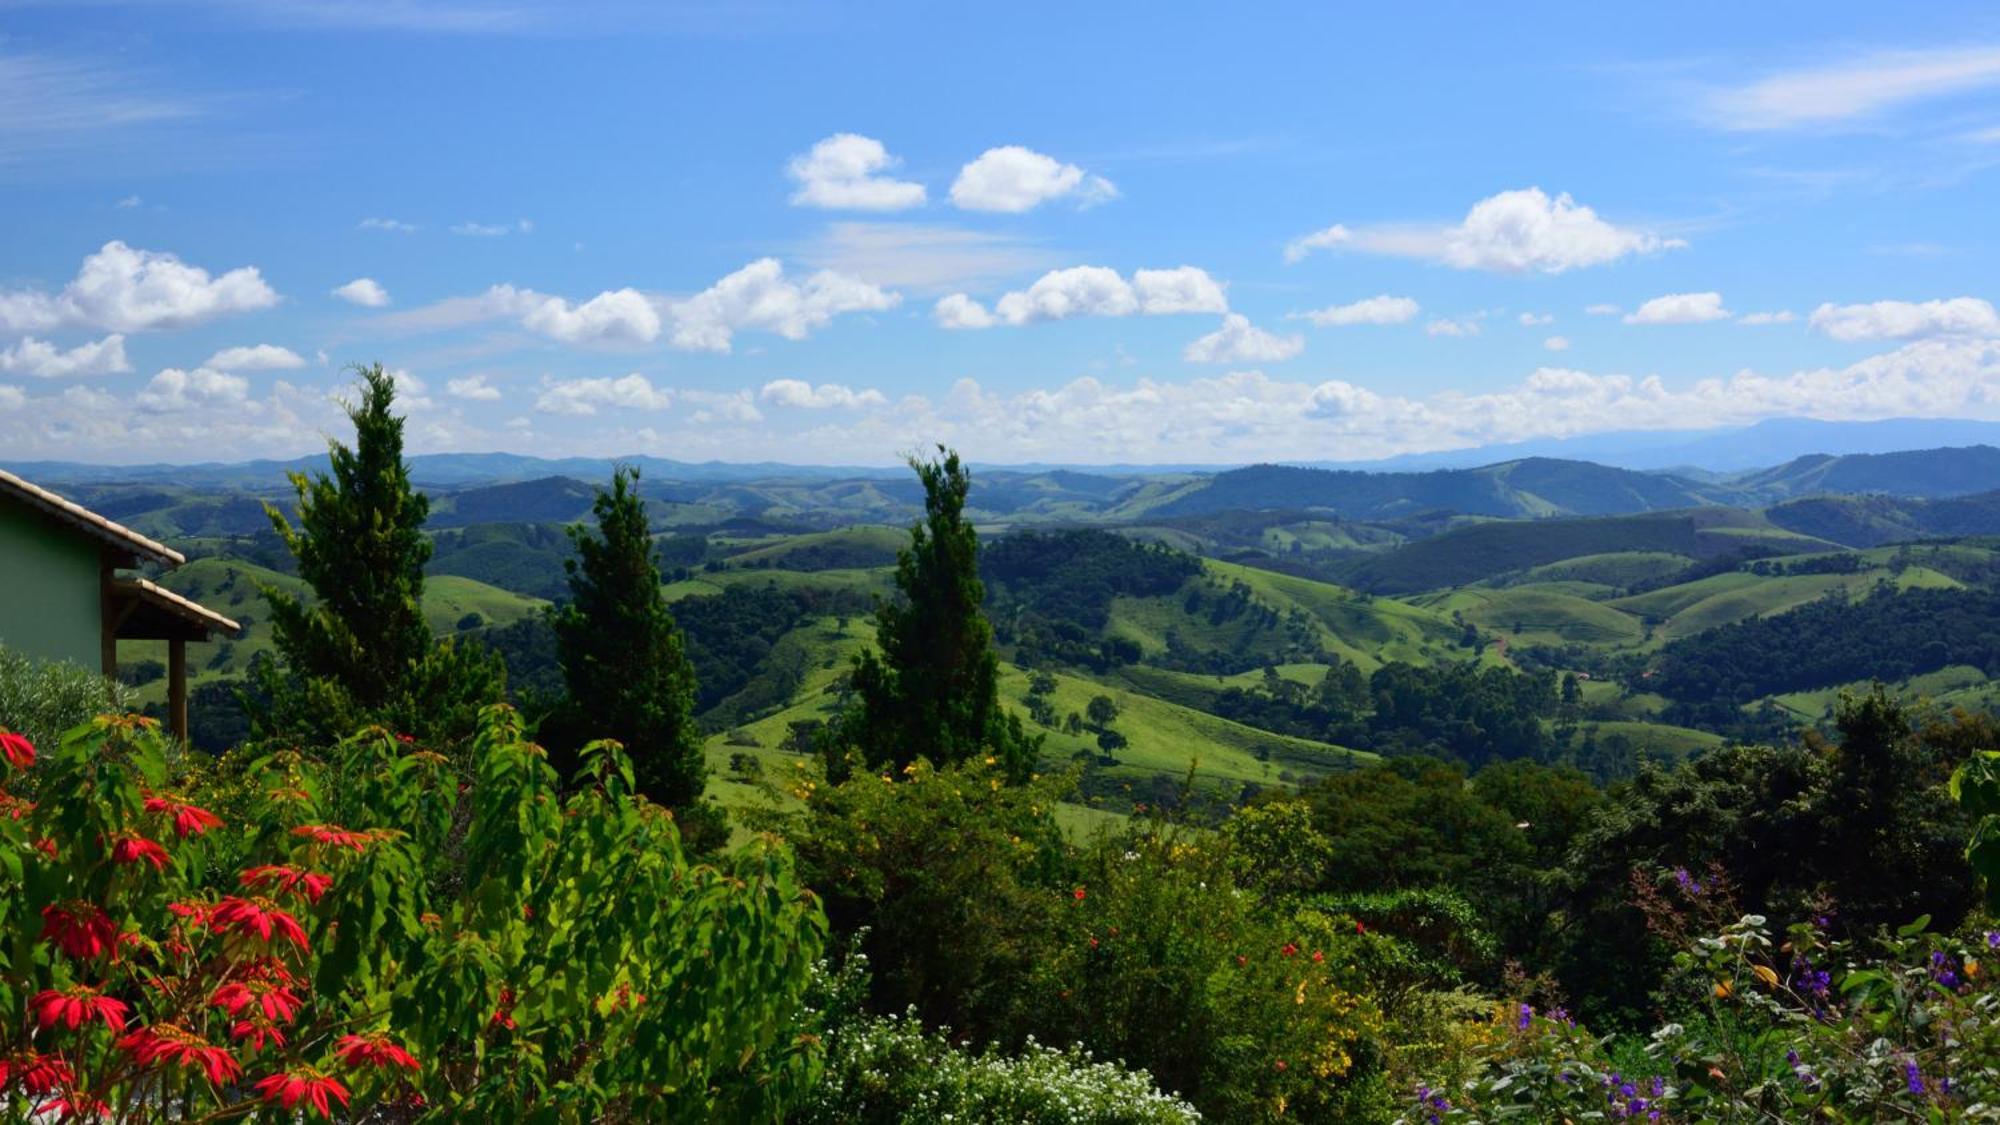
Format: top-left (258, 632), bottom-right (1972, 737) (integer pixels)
top-left (547, 466), bottom-right (705, 807)
top-left (264, 364), bottom-right (436, 708)
top-left (256, 363), bottom-right (504, 742)
top-left (834, 447), bottom-right (1037, 781)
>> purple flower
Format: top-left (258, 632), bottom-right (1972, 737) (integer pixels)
top-left (1906, 1061), bottom-right (1925, 1096)
top-left (1517, 1003), bottom-right (1533, 1030)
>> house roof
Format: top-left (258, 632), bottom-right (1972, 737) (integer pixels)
top-left (108, 578), bottom-right (241, 641)
top-left (0, 468), bottom-right (185, 567)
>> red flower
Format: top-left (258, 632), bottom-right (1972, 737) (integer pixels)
top-left (239, 865), bottom-right (333, 904)
top-left (0, 792), bottom-right (33, 819)
top-left (41, 904), bottom-right (119, 960)
top-left (144, 795), bottom-right (223, 838)
top-left (1274, 1059), bottom-right (1288, 1072)
top-left (0, 1050), bottom-right (74, 1095)
top-left (291, 824), bottom-right (372, 852)
top-left (0, 730), bottom-right (33, 769)
top-left (1280, 942), bottom-right (1298, 958)
top-left (1311, 950), bottom-right (1325, 964)
top-left (335, 1032), bottom-right (420, 1071)
top-left (36, 1094), bottom-right (111, 1121)
top-left (254, 1068), bottom-right (350, 1118)
top-left (110, 833), bottom-right (170, 871)
top-left (210, 978), bottom-right (302, 1024)
top-left (1088, 936), bottom-right (1100, 949)
top-left (209, 896), bottom-right (309, 951)
top-left (116, 1025), bottom-right (242, 1085)
top-left (1235, 954), bottom-right (1248, 967)
top-left (30, 985), bottom-right (129, 1032)
top-left (167, 899), bottom-right (213, 926)
top-left (489, 988), bottom-right (517, 1031)
top-left (230, 1020), bottom-right (287, 1052)
top-left (1355, 921), bottom-right (1366, 935)
top-left (1071, 887), bottom-right (1087, 901)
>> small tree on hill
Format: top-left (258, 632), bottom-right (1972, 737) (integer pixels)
top-left (256, 364), bottom-right (504, 741)
top-left (546, 465), bottom-right (705, 807)
top-left (829, 446), bottom-right (1037, 781)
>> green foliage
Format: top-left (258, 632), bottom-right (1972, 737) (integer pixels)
top-left (546, 466), bottom-right (705, 806)
top-left (0, 646), bottom-right (130, 753)
top-left (983, 529), bottom-right (1201, 669)
top-left (831, 448), bottom-right (1038, 781)
top-left (1951, 748), bottom-right (2000, 912)
top-left (0, 707), bottom-right (826, 1119)
top-left (257, 364), bottom-right (506, 743)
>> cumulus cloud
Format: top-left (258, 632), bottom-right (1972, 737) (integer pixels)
top-left (204, 344), bottom-right (305, 371)
top-left (0, 334), bottom-right (129, 378)
top-left (1625, 291), bottom-right (1730, 324)
top-left (1294, 295), bottom-right (1419, 327)
top-left (357, 217), bottom-right (417, 233)
top-left (136, 366), bottom-right (249, 412)
top-left (1426, 317), bottom-right (1480, 338)
top-left (520, 287), bottom-right (661, 345)
top-left (1585, 303), bottom-right (1621, 316)
top-left (1738, 310), bottom-right (1796, 326)
top-left (0, 241), bottom-right (278, 333)
top-left (683, 389), bottom-right (764, 424)
top-left (1282, 224), bottom-right (1350, 264)
top-left (786, 133), bottom-right (926, 211)
top-left (1286, 188), bottom-right (1684, 274)
top-left (759, 379), bottom-right (888, 408)
top-left (939, 265), bottom-right (1226, 328)
top-left (333, 277), bottom-right (390, 307)
top-left (447, 375), bottom-right (502, 401)
top-left (666, 258), bottom-right (899, 352)
top-left (949, 146), bottom-right (1116, 212)
top-left (1183, 314), bottom-right (1303, 364)
top-left (1703, 46), bottom-right (2000, 131)
top-left (1519, 311), bottom-right (1554, 326)
top-left (0, 385), bottom-right (21, 411)
top-left (533, 373), bottom-right (674, 415)
top-left (1808, 297), bottom-right (2000, 341)
top-left (1544, 336), bottom-right (1571, 352)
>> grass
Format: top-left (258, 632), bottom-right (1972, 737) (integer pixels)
top-left (1504, 551), bottom-right (1693, 592)
top-left (1409, 587), bottom-right (1644, 646)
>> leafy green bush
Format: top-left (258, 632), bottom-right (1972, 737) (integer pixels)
top-left (0, 645), bottom-right (129, 752)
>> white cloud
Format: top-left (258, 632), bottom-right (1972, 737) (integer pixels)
top-left (0, 241), bottom-right (278, 333)
top-left (447, 374), bottom-right (502, 401)
top-left (796, 222), bottom-right (1058, 293)
top-left (943, 265), bottom-right (1226, 328)
top-left (384, 368), bottom-right (433, 411)
top-left (205, 344), bottom-right (305, 371)
top-left (759, 379), bottom-right (888, 408)
top-left (1294, 295), bottom-right (1420, 327)
top-left (1704, 46), bottom-right (2000, 131)
top-left (683, 389), bottom-right (763, 424)
top-left (533, 372), bottom-right (674, 415)
top-left (1518, 311), bottom-right (1554, 326)
top-left (1282, 224), bottom-right (1350, 264)
top-left (1625, 291), bottom-right (1730, 324)
top-left (1808, 297), bottom-right (2000, 341)
top-left (1183, 314), bottom-right (1303, 364)
top-left (0, 334), bottom-right (129, 378)
top-left (357, 217), bottom-right (417, 233)
top-left (1544, 336), bottom-right (1571, 352)
top-left (934, 292), bottom-right (997, 329)
top-left (116, 195), bottom-right (141, 209)
top-left (1738, 310), bottom-right (1796, 326)
top-left (786, 133), bottom-right (926, 211)
top-left (1585, 303), bottom-right (1621, 316)
top-left (949, 146), bottom-right (1116, 212)
top-left (518, 287), bottom-right (661, 345)
top-left (136, 366), bottom-right (249, 412)
top-left (333, 277), bottom-right (390, 307)
top-left (666, 258), bottom-right (899, 353)
top-left (0, 385), bottom-right (21, 411)
top-left (452, 219), bottom-right (531, 237)
top-left (1426, 317), bottom-right (1480, 338)
top-left (1288, 188), bottom-right (1684, 274)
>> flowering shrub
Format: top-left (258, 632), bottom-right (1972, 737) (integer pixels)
top-left (0, 708), bottom-right (826, 1120)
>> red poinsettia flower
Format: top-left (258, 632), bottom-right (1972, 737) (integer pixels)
top-left (239, 865), bottom-right (333, 904)
top-left (210, 978), bottom-right (303, 1024)
top-left (0, 730), bottom-right (33, 769)
top-left (30, 984), bottom-right (129, 1032)
top-left (0, 792), bottom-right (33, 819)
top-left (290, 824), bottom-right (372, 852)
top-left (254, 1068), bottom-right (350, 1118)
top-left (334, 1032), bottom-right (420, 1071)
top-left (144, 795), bottom-right (223, 838)
top-left (1071, 887), bottom-right (1087, 901)
top-left (489, 988), bottom-right (517, 1031)
top-left (110, 833), bottom-right (171, 871)
top-left (116, 1025), bottom-right (241, 1085)
top-left (41, 904), bottom-right (119, 960)
top-left (208, 896), bottom-right (309, 950)
top-left (0, 1049), bottom-right (74, 1095)
top-left (230, 1019), bottom-right (288, 1052)
top-left (1280, 942), bottom-right (1298, 957)
top-left (36, 1094), bottom-right (112, 1121)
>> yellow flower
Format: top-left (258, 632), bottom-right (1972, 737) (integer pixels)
top-left (1752, 964), bottom-right (1780, 989)
top-left (1714, 979), bottom-right (1733, 999)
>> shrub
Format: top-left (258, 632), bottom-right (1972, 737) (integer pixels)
top-left (0, 706), bottom-right (826, 1120)
top-left (0, 646), bottom-right (129, 752)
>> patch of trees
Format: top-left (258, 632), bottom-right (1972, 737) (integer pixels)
top-left (1654, 585), bottom-right (2000, 709)
top-left (672, 583), bottom-right (874, 715)
top-left (983, 529), bottom-right (1200, 670)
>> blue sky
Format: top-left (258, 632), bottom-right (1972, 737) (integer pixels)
top-left (3, 0), bottom-right (1999, 465)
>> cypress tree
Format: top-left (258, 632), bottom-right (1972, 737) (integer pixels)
top-left (836, 446), bottom-right (1037, 781)
top-left (263, 364), bottom-right (435, 709)
top-left (547, 466), bottom-right (705, 807)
